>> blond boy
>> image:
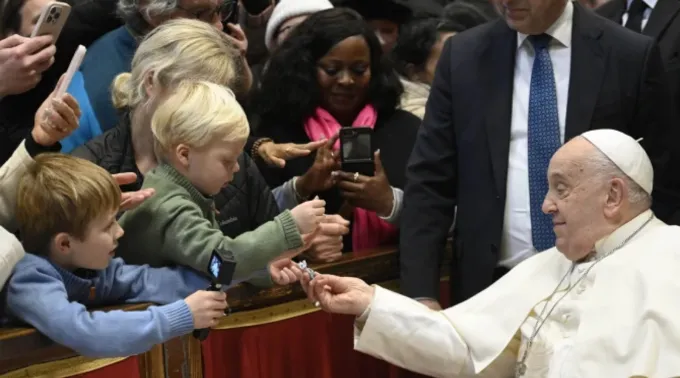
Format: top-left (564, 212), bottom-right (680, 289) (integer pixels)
top-left (4, 154), bottom-right (227, 357)
top-left (117, 81), bottom-right (324, 285)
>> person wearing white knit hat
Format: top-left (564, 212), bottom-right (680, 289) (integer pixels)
top-left (265, 0), bottom-right (333, 51)
top-left (299, 129), bottom-right (680, 377)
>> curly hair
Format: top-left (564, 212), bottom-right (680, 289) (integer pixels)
top-left (117, 0), bottom-right (179, 34)
top-left (251, 7), bottom-right (403, 133)
top-left (390, 18), bottom-right (442, 78)
top-left (441, 1), bottom-right (495, 30)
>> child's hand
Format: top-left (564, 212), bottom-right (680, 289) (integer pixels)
top-left (275, 229), bottom-right (320, 260)
top-left (291, 197), bottom-right (326, 234)
top-left (184, 290), bottom-right (227, 329)
top-left (269, 258), bottom-right (303, 285)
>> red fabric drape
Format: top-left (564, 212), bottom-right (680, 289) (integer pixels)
top-left (203, 281), bottom-right (450, 378)
top-left (71, 357), bottom-right (140, 378)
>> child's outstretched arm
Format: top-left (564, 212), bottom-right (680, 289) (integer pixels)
top-left (6, 263), bottom-right (194, 357)
top-left (150, 196), bottom-right (307, 282)
top-left (105, 258), bottom-right (209, 304)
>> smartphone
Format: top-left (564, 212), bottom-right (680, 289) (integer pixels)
top-left (340, 127), bottom-right (374, 176)
top-left (207, 249), bottom-right (236, 286)
top-left (221, 0), bottom-right (240, 33)
top-left (225, 1), bottom-right (239, 25)
top-left (54, 45), bottom-right (86, 97)
top-left (30, 1), bottom-right (71, 41)
top-left (194, 249), bottom-right (236, 341)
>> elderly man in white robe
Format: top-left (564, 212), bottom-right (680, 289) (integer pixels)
top-left (300, 129), bottom-right (680, 377)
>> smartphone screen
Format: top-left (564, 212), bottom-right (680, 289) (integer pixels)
top-left (208, 250), bottom-right (236, 285)
top-left (221, 1), bottom-right (240, 30)
top-left (209, 253), bottom-right (222, 279)
top-left (342, 132), bottom-right (372, 160)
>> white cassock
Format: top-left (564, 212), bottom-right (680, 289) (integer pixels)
top-left (354, 210), bottom-right (680, 377)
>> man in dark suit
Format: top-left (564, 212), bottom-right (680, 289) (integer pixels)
top-left (597, 0), bottom-right (680, 108)
top-left (596, 1), bottom-right (680, 215)
top-left (399, 0), bottom-right (679, 309)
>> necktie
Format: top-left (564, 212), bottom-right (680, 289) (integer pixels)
top-left (528, 34), bottom-right (560, 252)
top-left (625, 0), bottom-right (648, 33)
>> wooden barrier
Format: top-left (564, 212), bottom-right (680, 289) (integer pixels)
top-left (0, 246), bottom-right (451, 377)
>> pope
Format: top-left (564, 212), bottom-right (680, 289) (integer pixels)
top-left (300, 129), bottom-right (680, 377)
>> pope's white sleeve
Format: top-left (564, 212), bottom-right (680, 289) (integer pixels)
top-left (354, 286), bottom-right (474, 377)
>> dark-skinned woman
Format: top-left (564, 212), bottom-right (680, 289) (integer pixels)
top-left (250, 8), bottom-right (420, 253)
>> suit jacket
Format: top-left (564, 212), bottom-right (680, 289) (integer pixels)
top-left (596, 0), bottom-right (680, 106)
top-left (399, 2), bottom-right (679, 304)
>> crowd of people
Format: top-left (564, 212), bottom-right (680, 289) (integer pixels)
top-left (1, 0), bottom-right (680, 375)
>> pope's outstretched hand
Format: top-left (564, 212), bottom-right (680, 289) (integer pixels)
top-left (300, 273), bottom-right (374, 316)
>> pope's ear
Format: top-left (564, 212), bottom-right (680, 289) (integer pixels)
top-left (605, 177), bottom-right (626, 209)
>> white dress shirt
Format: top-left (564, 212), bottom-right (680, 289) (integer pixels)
top-left (500, 1), bottom-right (573, 267)
top-left (621, 0), bottom-right (656, 31)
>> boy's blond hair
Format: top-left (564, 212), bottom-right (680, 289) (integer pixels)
top-left (151, 80), bottom-right (250, 160)
top-left (16, 154), bottom-right (121, 254)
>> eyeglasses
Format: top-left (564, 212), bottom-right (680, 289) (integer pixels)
top-left (176, 0), bottom-right (237, 23)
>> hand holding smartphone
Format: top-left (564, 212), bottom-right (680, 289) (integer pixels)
top-left (193, 250), bottom-right (236, 341)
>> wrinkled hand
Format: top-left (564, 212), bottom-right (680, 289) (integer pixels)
top-left (32, 75), bottom-right (81, 146)
top-left (258, 139), bottom-right (327, 168)
top-left (184, 290), bottom-right (228, 329)
top-left (224, 23), bottom-right (248, 56)
top-left (0, 35), bottom-right (56, 97)
top-left (112, 172), bottom-right (155, 211)
top-left (336, 150), bottom-right (393, 216)
top-left (269, 258), bottom-right (303, 285)
top-left (300, 274), bottom-right (374, 316)
top-left (290, 197), bottom-right (326, 234)
top-left (296, 135), bottom-right (340, 198)
top-left (304, 215), bottom-right (349, 263)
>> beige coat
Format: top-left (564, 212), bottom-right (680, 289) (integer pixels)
top-left (0, 141), bottom-right (31, 289)
top-left (0, 140), bottom-right (32, 232)
top-left (0, 226), bottom-right (24, 291)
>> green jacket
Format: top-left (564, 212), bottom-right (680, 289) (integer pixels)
top-left (117, 164), bottom-right (302, 287)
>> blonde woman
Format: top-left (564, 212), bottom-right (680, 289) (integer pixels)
top-left (72, 19), bottom-right (349, 264)
top-left (61, 17), bottom-right (252, 153)
top-left (116, 81), bottom-right (323, 286)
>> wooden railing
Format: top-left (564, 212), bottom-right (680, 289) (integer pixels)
top-left (0, 246), bottom-right (451, 377)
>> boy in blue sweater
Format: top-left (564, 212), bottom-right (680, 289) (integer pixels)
top-left (3, 154), bottom-right (228, 357)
